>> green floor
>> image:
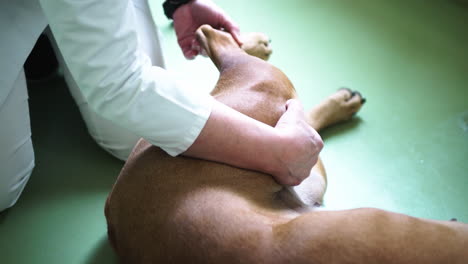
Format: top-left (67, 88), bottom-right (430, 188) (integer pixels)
top-left (1, 0), bottom-right (467, 263)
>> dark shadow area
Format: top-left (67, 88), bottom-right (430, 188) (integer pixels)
top-left (452, 0), bottom-right (468, 9)
top-left (7, 62), bottom-right (123, 264)
top-left (85, 236), bottom-right (118, 264)
top-left (320, 117), bottom-right (363, 141)
top-left (26, 74), bottom-right (123, 197)
top-left (0, 209), bottom-right (9, 224)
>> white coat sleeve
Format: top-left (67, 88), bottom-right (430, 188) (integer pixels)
top-left (38, 0), bottom-right (214, 156)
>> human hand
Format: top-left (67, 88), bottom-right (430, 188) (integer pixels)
top-left (272, 99), bottom-right (324, 186)
top-left (173, 0), bottom-right (241, 59)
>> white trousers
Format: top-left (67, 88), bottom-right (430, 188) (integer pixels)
top-left (0, 0), bottom-right (165, 212)
top-left (0, 69), bottom-right (35, 211)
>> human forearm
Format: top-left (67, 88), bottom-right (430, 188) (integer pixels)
top-left (184, 100), bottom-right (279, 176)
top-left (184, 99), bottom-right (323, 186)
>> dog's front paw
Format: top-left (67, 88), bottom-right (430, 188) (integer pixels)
top-left (240, 32), bottom-right (272, 61)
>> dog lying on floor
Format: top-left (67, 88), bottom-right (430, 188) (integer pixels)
top-left (105, 25), bottom-right (468, 263)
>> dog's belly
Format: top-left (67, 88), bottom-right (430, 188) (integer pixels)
top-left (108, 140), bottom-right (300, 217)
top-left (105, 140), bottom-right (302, 262)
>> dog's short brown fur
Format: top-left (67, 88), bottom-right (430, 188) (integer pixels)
top-left (105, 25), bottom-right (468, 263)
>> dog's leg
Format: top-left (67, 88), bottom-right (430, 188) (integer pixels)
top-left (195, 25), bottom-right (246, 71)
top-left (288, 159), bottom-right (327, 207)
top-left (273, 208), bottom-right (468, 264)
top-left (280, 90), bottom-right (468, 263)
top-left (308, 88), bottom-right (365, 131)
top-left (290, 88), bottom-right (366, 207)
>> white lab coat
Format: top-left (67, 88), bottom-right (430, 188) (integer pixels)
top-left (0, 0), bottom-right (213, 210)
top-left (1, 0), bottom-right (213, 156)
top-left (40, 0), bottom-right (214, 156)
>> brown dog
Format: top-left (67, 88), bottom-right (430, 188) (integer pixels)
top-left (105, 25), bottom-right (468, 263)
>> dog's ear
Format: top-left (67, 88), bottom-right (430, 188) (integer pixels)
top-left (240, 32), bottom-right (272, 61)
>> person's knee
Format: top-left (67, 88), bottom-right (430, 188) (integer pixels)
top-left (0, 162), bottom-right (35, 212)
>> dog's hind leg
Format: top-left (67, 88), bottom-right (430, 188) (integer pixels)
top-left (273, 208), bottom-right (468, 264)
top-left (293, 158), bottom-right (327, 206)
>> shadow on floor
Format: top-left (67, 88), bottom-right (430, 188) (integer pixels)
top-left (85, 235), bottom-right (118, 264)
top-left (0, 209), bottom-right (9, 224)
top-left (320, 116), bottom-right (363, 141)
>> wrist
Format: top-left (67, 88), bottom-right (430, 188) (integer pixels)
top-left (162, 0), bottom-right (193, 19)
top-left (248, 125), bottom-right (287, 180)
top-left (263, 132), bottom-right (292, 183)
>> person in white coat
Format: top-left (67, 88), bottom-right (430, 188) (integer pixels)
top-left (0, 0), bottom-right (323, 212)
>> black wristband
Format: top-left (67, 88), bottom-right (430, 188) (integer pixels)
top-left (163, 0), bottom-right (192, 20)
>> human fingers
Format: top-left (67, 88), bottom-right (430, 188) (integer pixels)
top-left (197, 0), bottom-right (243, 46)
top-left (285, 99), bottom-right (304, 113)
top-left (276, 99), bottom-right (305, 128)
top-left (177, 34), bottom-right (199, 59)
top-left (219, 16), bottom-right (242, 46)
top-left (274, 99), bottom-right (323, 186)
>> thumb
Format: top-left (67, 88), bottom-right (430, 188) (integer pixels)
top-left (176, 31), bottom-right (197, 59)
top-left (285, 99), bottom-right (303, 111)
top-left (276, 99), bottom-right (305, 128)
top-left (284, 99), bottom-right (305, 119)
